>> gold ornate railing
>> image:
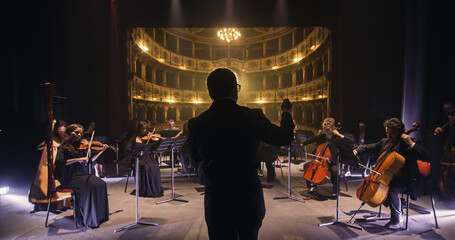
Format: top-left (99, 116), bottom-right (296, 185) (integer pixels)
top-left (131, 75), bottom-right (329, 104)
top-left (131, 27), bottom-right (330, 73)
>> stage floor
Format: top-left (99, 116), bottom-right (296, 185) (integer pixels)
top-left (1, 159), bottom-right (455, 240)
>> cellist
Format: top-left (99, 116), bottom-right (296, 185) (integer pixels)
top-left (353, 118), bottom-right (430, 229)
top-left (301, 118), bottom-right (352, 199)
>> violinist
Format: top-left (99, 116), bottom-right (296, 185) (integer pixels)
top-left (81, 121), bottom-right (105, 178)
top-left (354, 118), bottom-right (430, 229)
top-left (125, 120), bottom-right (163, 197)
top-left (301, 118), bottom-right (350, 199)
top-left (55, 124), bottom-right (109, 228)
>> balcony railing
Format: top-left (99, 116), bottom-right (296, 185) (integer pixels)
top-left (241, 76), bottom-right (329, 104)
top-left (131, 76), bottom-right (212, 104)
top-left (131, 75), bottom-right (329, 104)
top-left (131, 27), bottom-right (330, 73)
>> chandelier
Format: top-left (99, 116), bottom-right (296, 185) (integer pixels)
top-left (217, 28), bottom-right (241, 43)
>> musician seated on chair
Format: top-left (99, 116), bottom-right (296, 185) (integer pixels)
top-left (175, 121), bottom-right (194, 174)
top-left (257, 142), bottom-right (280, 183)
top-left (353, 118), bottom-right (431, 230)
top-left (55, 124), bottom-right (109, 228)
top-left (125, 120), bottom-right (163, 197)
top-left (301, 117), bottom-right (351, 200)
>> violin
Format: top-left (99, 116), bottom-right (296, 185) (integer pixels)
top-left (78, 139), bottom-right (118, 152)
top-left (141, 132), bottom-right (163, 142)
top-left (356, 123), bottom-right (419, 207)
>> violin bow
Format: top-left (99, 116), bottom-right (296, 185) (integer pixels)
top-left (357, 163), bottom-right (382, 175)
top-left (300, 150), bottom-right (330, 161)
top-left (86, 130), bottom-right (95, 158)
top-left (434, 118), bottom-right (454, 135)
top-left (145, 128), bottom-right (156, 145)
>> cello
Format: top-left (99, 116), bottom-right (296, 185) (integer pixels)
top-left (303, 122), bottom-right (342, 185)
top-left (356, 123), bottom-right (420, 207)
top-left (303, 142), bottom-right (332, 185)
top-left (29, 83), bottom-right (71, 213)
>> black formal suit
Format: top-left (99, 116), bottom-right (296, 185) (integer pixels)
top-left (188, 98), bottom-right (294, 239)
top-left (355, 138), bottom-right (431, 224)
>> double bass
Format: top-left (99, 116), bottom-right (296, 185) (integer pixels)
top-left (356, 123), bottom-right (419, 207)
top-left (438, 119), bottom-right (455, 199)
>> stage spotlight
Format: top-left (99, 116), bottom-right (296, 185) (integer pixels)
top-left (0, 186), bottom-right (10, 195)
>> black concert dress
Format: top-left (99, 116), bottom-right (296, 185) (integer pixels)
top-left (132, 141), bottom-right (163, 197)
top-left (55, 147), bottom-right (109, 228)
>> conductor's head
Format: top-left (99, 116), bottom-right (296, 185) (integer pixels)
top-left (206, 68), bottom-right (239, 101)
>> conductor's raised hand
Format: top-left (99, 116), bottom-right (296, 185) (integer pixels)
top-left (281, 98), bottom-right (292, 113)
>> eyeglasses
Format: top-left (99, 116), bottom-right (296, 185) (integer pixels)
top-left (237, 84), bottom-right (241, 92)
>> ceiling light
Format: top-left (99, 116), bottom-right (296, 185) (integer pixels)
top-left (217, 28), bottom-right (241, 43)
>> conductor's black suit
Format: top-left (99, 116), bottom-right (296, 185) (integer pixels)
top-left (188, 98), bottom-right (294, 239)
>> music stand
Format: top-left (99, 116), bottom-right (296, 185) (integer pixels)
top-left (157, 137), bottom-right (189, 205)
top-left (273, 140), bottom-right (305, 203)
top-left (115, 145), bottom-right (159, 233)
top-left (159, 129), bottom-right (181, 138)
top-left (111, 135), bottom-right (129, 177)
top-left (295, 131), bottom-right (313, 170)
top-left (318, 138), bottom-right (362, 230)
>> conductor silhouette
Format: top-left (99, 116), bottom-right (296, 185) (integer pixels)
top-left (188, 68), bottom-right (294, 239)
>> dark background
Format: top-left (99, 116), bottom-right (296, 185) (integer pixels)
top-left (1, 0), bottom-right (454, 193)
